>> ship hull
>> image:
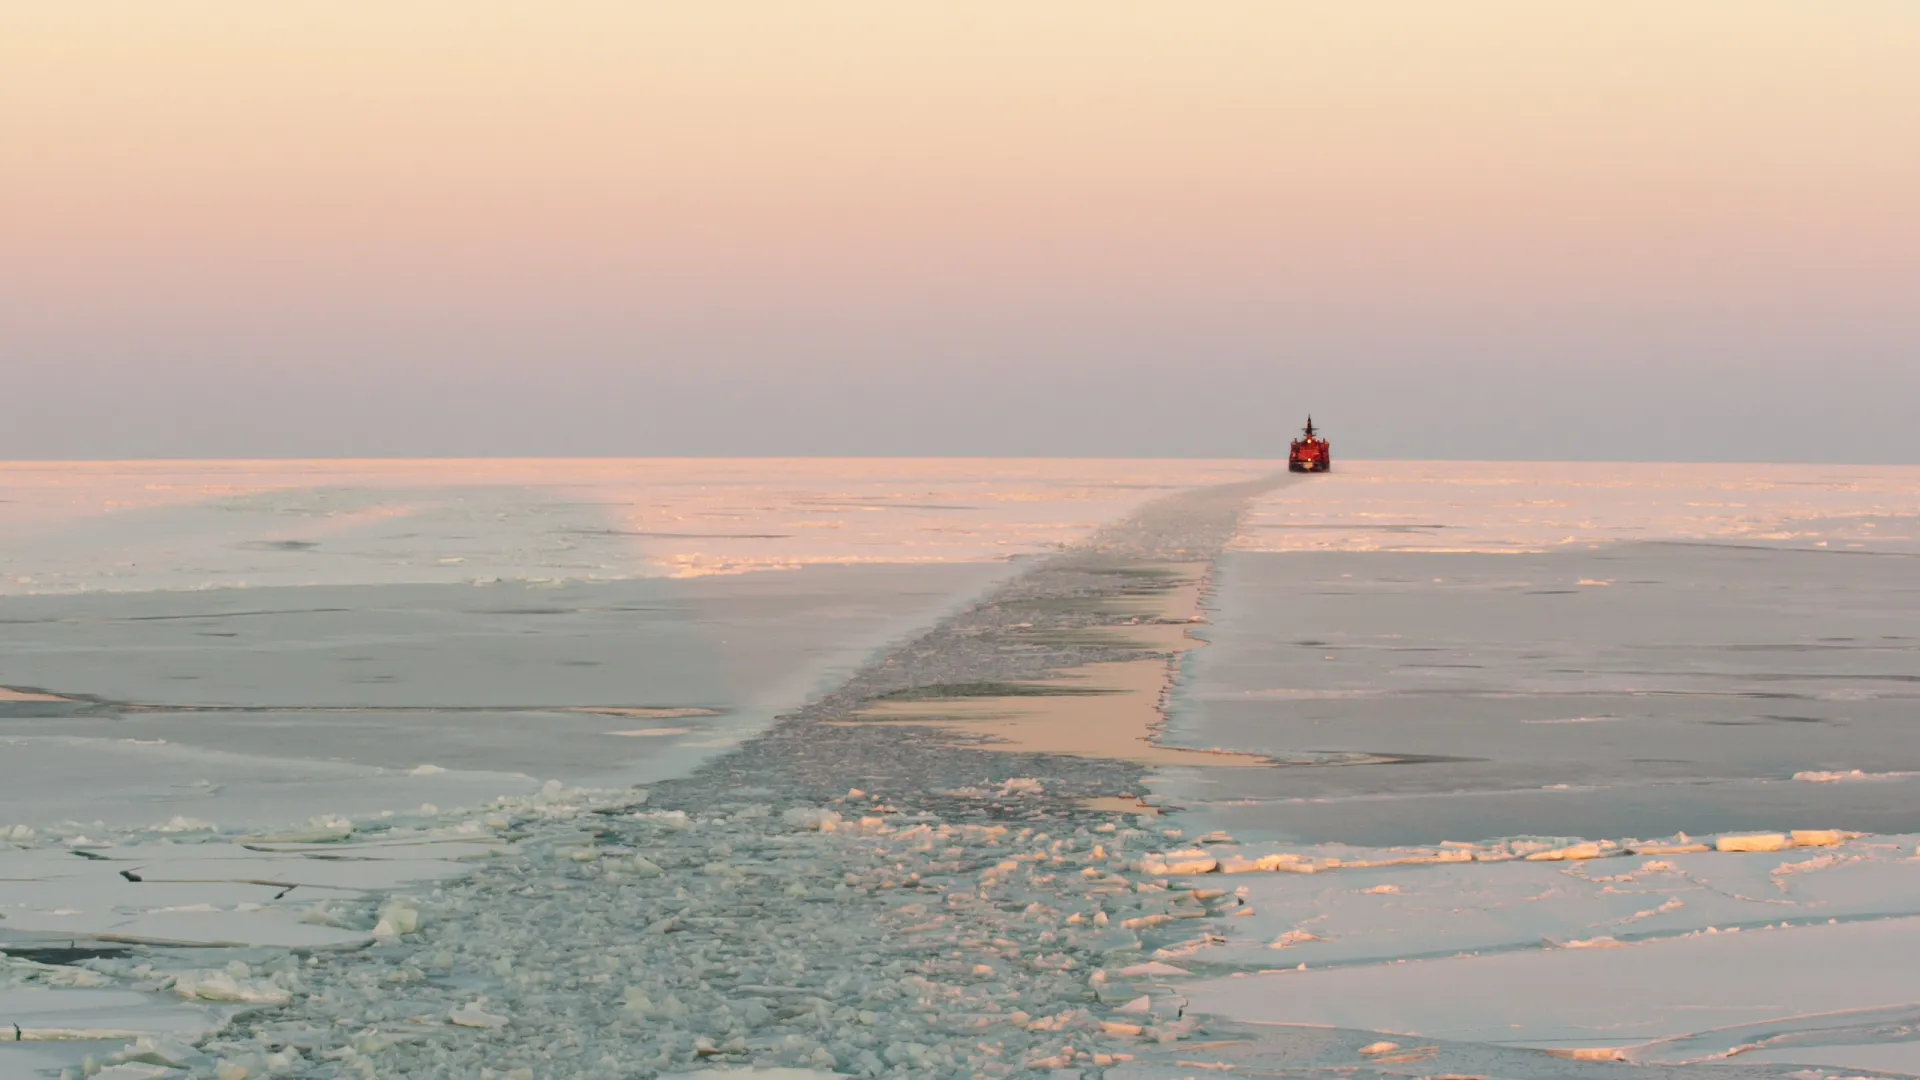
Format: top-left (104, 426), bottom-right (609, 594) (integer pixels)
top-left (1288, 446), bottom-right (1331, 473)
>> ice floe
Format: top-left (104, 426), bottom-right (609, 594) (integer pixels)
top-left (1234, 461), bottom-right (1920, 555)
top-left (0, 458), bottom-right (1269, 595)
top-left (1127, 827), bottom-right (1920, 1067)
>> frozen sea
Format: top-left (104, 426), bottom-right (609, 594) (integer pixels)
top-left (1150, 462), bottom-right (1920, 1077)
top-left (2, 458), bottom-right (1268, 1075)
top-left (4, 458), bottom-right (1918, 1078)
top-left (1, 458), bottom-right (1269, 829)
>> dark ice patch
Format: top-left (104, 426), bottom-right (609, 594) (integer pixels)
top-left (875, 682), bottom-right (1120, 701)
top-left (0, 944), bottom-right (130, 966)
top-left (119, 607), bottom-right (350, 622)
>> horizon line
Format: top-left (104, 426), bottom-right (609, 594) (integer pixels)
top-left (4, 455), bottom-right (1918, 469)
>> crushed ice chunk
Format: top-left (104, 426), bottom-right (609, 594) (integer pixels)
top-left (371, 898), bottom-right (422, 940)
top-left (1793, 769), bottom-right (1914, 783)
top-left (1119, 961), bottom-right (1191, 977)
top-left (635, 809), bottom-right (693, 830)
top-left (1218, 852), bottom-right (1320, 874)
top-left (93, 1066), bottom-right (183, 1080)
top-left (660, 1060), bottom-right (840, 1068)
top-left (172, 970), bottom-right (293, 1005)
top-left (299, 901), bottom-right (370, 931)
top-left (1269, 929), bottom-right (1321, 949)
top-left (252, 815), bottom-right (353, 843)
top-left (448, 1001), bottom-right (510, 1029)
top-left (1789, 829), bottom-right (1853, 847)
top-left (1628, 838), bottom-right (1713, 855)
top-left (408, 764), bottom-right (447, 776)
top-left (1526, 842), bottom-right (1603, 861)
top-left (109, 1038), bottom-right (204, 1070)
top-left (781, 807), bottom-right (842, 831)
top-left (1137, 849), bottom-right (1218, 876)
top-left (1549, 1047), bottom-right (1627, 1062)
top-left (1716, 833), bottom-right (1791, 853)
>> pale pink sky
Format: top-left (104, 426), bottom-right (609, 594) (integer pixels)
top-left (4, 3), bottom-right (1917, 460)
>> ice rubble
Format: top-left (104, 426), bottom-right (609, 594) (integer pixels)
top-left (1126, 828), bottom-right (1920, 963)
top-left (11, 788), bottom-right (1917, 1077)
top-left (1129, 827), bottom-right (1870, 881)
top-left (3, 779), bottom-right (1268, 1078)
top-left (1794, 769), bottom-right (1919, 783)
top-left (660, 1060), bottom-right (840, 1068)
top-left (226, 801), bottom-right (1223, 1077)
top-left (0, 785), bottom-right (629, 1073)
top-left (9, 820), bottom-right (1912, 1078)
top-left (1128, 824), bottom-right (1920, 1069)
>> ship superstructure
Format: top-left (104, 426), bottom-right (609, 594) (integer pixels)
top-left (1288, 416), bottom-right (1331, 473)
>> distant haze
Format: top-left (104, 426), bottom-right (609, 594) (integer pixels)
top-left (4, 3), bottom-right (1917, 462)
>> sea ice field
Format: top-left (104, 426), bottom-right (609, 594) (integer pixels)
top-left (2, 459), bottom-right (1916, 1080)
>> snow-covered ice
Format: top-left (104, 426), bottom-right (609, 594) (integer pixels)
top-left (0, 457), bottom-right (1269, 594)
top-left (3, 459), bottom-right (1267, 1077)
top-left (8, 459), bottom-right (1920, 1078)
top-left (1163, 539), bottom-right (1920, 846)
top-left (1186, 913), bottom-right (1920, 1060)
top-left (1141, 462), bottom-right (1920, 1078)
top-left (1235, 460), bottom-right (1920, 555)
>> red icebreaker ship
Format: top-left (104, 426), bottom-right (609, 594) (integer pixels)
top-left (1288, 416), bottom-right (1331, 473)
